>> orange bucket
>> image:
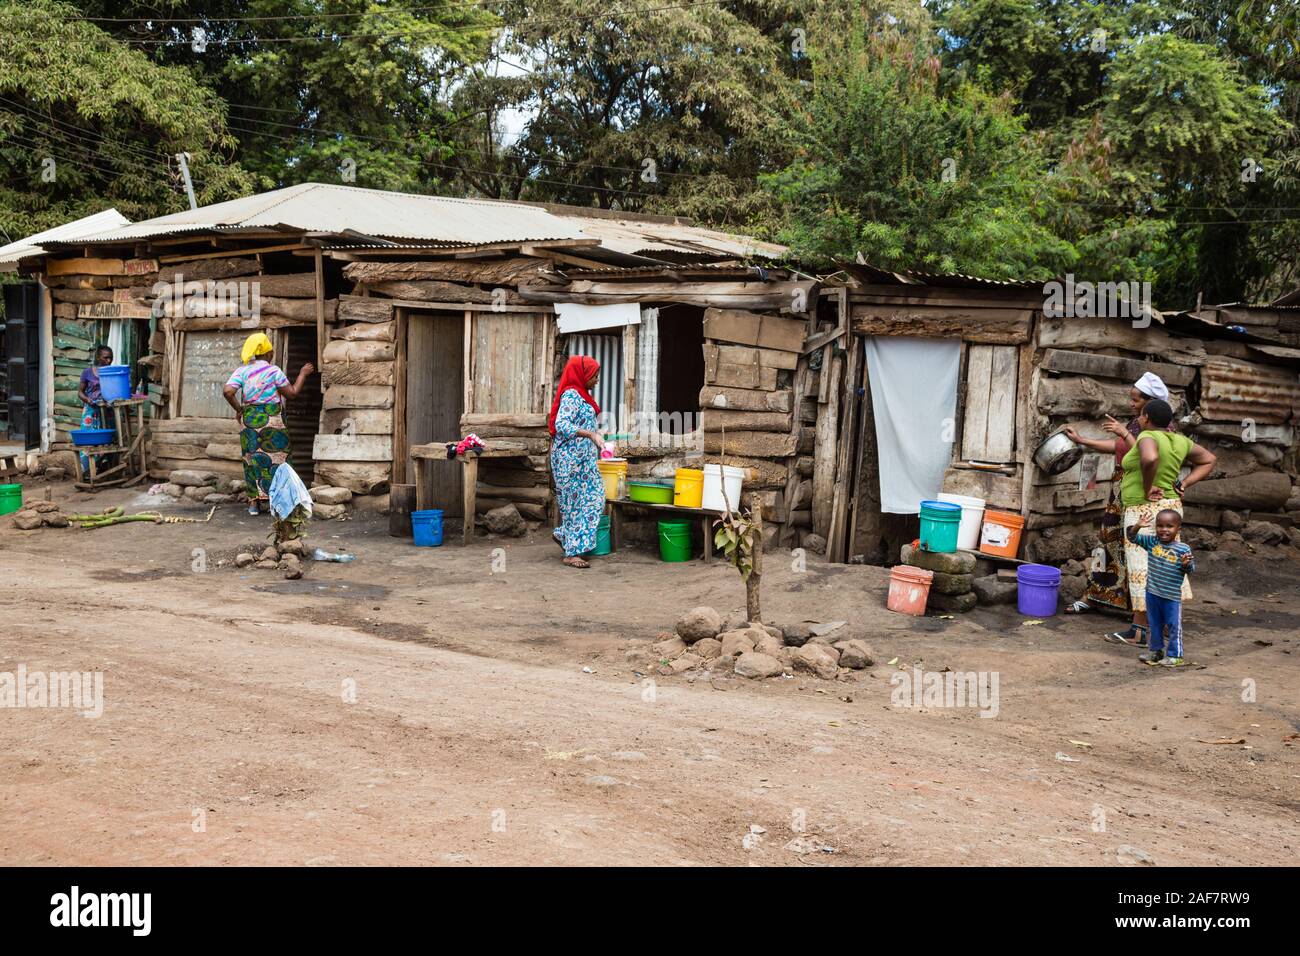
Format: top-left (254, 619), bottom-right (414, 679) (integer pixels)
top-left (887, 565), bottom-right (933, 616)
top-left (979, 509), bottom-right (1025, 558)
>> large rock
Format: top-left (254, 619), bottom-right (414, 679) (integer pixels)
top-left (973, 575), bottom-right (1018, 606)
top-left (801, 533), bottom-right (827, 555)
top-left (719, 628), bottom-right (758, 657)
top-left (169, 469), bottom-right (218, 488)
top-left (11, 510), bottom-right (43, 530)
top-left (310, 485), bottom-right (353, 505)
top-left (234, 552), bottom-right (256, 568)
top-left (183, 485), bottom-right (213, 502)
top-left (1059, 574), bottom-right (1087, 605)
top-left (754, 633), bottom-right (786, 658)
top-left (1243, 520), bottom-right (1286, 546)
top-left (314, 503), bottom-right (348, 520)
top-left (482, 503), bottom-right (527, 537)
top-left (675, 606), bottom-right (723, 644)
top-left (1180, 526), bottom-right (1217, 551)
top-left (734, 652), bottom-right (784, 679)
top-left (929, 570), bottom-right (975, 595)
top-left (651, 635), bottom-right (687, 660)
top-left (781, 622), bottom-right (813, 647)
top-left (203, 493), bottom-right (235, 504)
top-left (927, 590), bottom-right (978, 614)
top-left (1024, 529), bottom-right (1090, 565)
top-left (793, 642), bottom-right (840, 679)
top-left (1221, 509), bottom-right (1245, 532)
top-left (833, 639), bottom-right (874, 669)
top-left (901, 543), bottom-right (976, 575)
top-left (692, 638), bottom-right (722, 660)
top-left (159, 483), bottom-right (184, 498)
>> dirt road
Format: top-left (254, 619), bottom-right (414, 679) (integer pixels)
top-left (2, 483), bottom-right (1297, 865)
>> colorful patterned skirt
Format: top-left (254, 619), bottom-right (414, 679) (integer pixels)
top-left (1123, 498), bottom-right (1192, 612)
top-left (239, 402), bottom-right (290, 500)
top-left (1081, 468), bottom-right (1131, 613)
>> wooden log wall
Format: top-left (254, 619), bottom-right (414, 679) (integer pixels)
top-left (42, 256), bottom-right (162, 449)
top-left (313, 296), bottom-right (396, 495)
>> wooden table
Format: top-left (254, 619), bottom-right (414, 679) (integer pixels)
top-left (606, 498), bottom-right (725, 563)
top-left (409, 440), bottom-right (532, 545)
top-left (74, 398), bottom-right (148, 491)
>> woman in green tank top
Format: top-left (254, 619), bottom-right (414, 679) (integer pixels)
top-left (1115, 399), bottom-right (1217, 648)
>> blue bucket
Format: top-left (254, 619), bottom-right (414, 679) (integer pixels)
top-left (411, 509), bottom-right (444, 547)
top-left (98, 365), bottom-right (131, 402)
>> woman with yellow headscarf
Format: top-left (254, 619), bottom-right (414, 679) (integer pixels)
top-left (223, 332), bottom-right (315, 515)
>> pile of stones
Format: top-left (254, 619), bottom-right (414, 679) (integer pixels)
top-left (898, 543), bottom-right (978, 613)
top-left (234, 537), bottom-right (307, 579)
top-left (647, 606), bottom-right (876, 682)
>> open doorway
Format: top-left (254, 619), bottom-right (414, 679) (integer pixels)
top-left (279, 325), bottom-right (322, 486)
top-left (406, 311), bottom-right (465, 515)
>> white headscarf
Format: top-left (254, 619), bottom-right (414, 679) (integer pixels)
top-left (1134, 372), bottom-right (1169, 402)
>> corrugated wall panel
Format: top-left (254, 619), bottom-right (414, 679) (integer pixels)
top-left (566, 333), bottom-right (622, 432)
top-left (1200, 355), bottom-right (1300, 425)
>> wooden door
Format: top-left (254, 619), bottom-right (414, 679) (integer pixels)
top-left (407, 312), bottom-right (464, 514)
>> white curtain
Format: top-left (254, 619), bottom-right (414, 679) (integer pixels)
top-left (863, 336), bottom-right (960, 514)
top-left (635, 307), bottom-right (659, 427)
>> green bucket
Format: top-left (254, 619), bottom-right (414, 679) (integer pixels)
top-left (0, 483), bottom-right (22, 517)
top-left (590, 515), bottom-right (612, 556)
top-left (658, 518), bottom-right (693, 562)
top-left (918, 499), bottom-right (962, 553)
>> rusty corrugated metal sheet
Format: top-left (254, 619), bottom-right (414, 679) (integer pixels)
top-left (1200, 355), bottom-right (1300, 424)
top-left (45, 182), bottom-right (591, 247)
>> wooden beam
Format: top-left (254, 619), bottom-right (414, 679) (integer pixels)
top-left (1040, 347), bottom-right (1196, 387)
top-left (393, 307), bottom-right (408, 485)
top-left (158, 242), bottom-right (308, 263)
top-left (314, 247), bottom-right (326, 369)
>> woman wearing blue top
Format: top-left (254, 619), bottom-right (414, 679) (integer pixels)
top-left (548, 355), bottom-right (605, 568)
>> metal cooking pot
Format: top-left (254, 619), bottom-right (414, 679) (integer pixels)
top-left (1033, 428), bottom-right (1084, 475)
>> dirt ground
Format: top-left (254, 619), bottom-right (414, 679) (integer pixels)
top-left (1, 480), bottom-right (1297, 867)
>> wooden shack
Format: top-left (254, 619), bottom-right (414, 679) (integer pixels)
top-left (832, 263), bottom-right (1300, 565)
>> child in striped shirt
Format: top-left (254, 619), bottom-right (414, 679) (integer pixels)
top-left (1126, 510), bottom-right (1195, 667)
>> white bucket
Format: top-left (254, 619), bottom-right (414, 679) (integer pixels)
top-left (937, 492), bottom-right (985, 551)
top-left (701, 464), bottom-right (746, 513)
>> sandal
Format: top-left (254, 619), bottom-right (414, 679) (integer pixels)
top-left (1064, 600), bottom-right (1092, 614)
top-left (1104, 624), bottom-right (1148, 647)
top-left (562, 556), bottom-right (590, 569)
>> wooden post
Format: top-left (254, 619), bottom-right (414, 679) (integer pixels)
top-left (461, 456), bottom-right (478, 545)
top-left (393, 307), bottom-right (408, 484)
top-left (314, 247), bottom-right (326, 369)
top-left (747, 491), bottom-right (762, 622)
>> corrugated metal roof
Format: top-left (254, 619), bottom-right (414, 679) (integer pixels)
top-left (1272, 286), bottom-right (1300, 308)
top-left (1200, 355), bottom-right (1300, 425)
top-left (839, 259), bottom-right (1046, 291)
top-left (559, 214), bottom-right (786, 262)
top-left (0, 208), bottom-right (129, 270)
top-left (49, 183), bottom-right (592, 247)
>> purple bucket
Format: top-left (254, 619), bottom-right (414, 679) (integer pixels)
top-left (1016, 563), bottom-right (1061, 617)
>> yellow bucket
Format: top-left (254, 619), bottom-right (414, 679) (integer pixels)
top-left (673, 468), bottom-right (704, 508)
top-left (597, 459), bottom-right (627, 500)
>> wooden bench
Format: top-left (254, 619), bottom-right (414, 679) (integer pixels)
top-left (606, 498), bottom-right (726, 563)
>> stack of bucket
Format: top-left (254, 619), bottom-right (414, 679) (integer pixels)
top-left (890, 499), bottom-right (980, 614)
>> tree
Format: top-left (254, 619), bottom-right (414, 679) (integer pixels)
top-left (0, 0), bottom-right (255, 239)
top-left (76, 0), bottom-right (499, 193)
top-left (762, 11), bottom-right (1076, 278)
top-left (454, 0), bottom-right (801, 224)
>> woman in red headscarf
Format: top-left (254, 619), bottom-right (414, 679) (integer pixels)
top-left (548, 355), bottom-right (605, 567)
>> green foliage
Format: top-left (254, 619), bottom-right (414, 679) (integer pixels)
top-left (763, 17), bottom-right (1076, 278)
top-left (0, 0), bottom-right (255, 239)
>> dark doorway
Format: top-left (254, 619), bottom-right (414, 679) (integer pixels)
top-left (281, 325), bottom-right (322, 485)
top-left (407, 311), bottom-right (465, 515)
top-left (3, 283), bottom-right (41, 449)
top-left (656, 304), bottom-right (704, 434)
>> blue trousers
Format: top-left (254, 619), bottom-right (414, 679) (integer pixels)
top-left (1145, 591), bottom-right (1184, 658)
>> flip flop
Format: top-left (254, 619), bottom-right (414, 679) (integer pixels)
top-left (1064, 600), bottom-right (1092, 614)
top-left (1104, 626), bottom-right (1147, 647)
top-left (562, 557), bottom-right (590, 569)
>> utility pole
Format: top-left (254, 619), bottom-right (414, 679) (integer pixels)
top-left (175, 152), bottom-right (198, 210)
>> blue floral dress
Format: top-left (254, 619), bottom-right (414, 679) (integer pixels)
top-left (550, 388), bottom-right (604, 557)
